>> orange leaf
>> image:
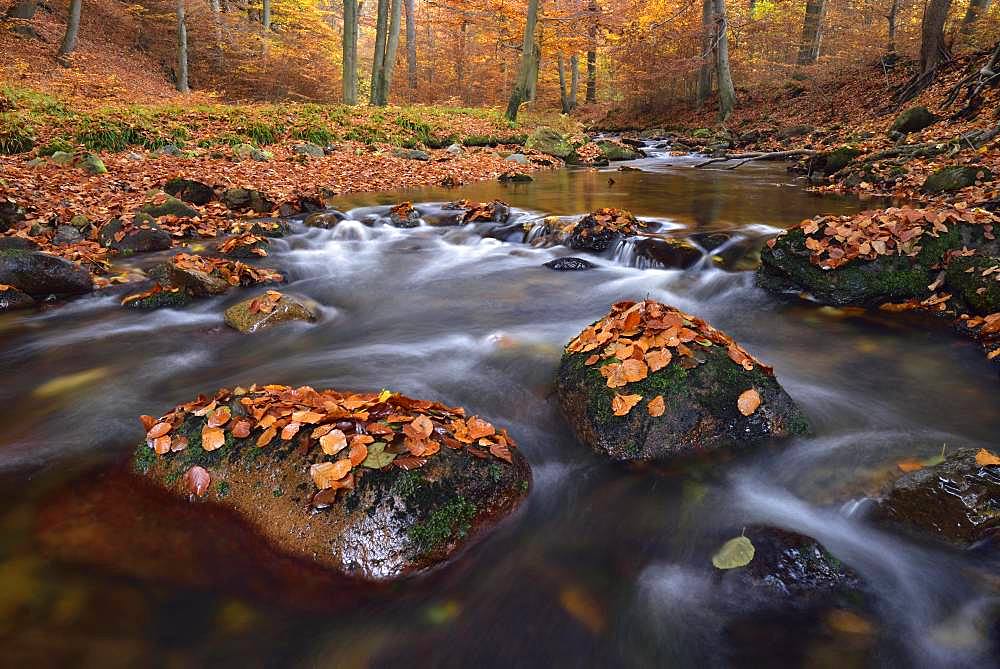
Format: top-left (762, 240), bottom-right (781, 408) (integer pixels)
top-left (737, 389), bottom-right (761, 416)
top-left (153, 435), bottom-right (172, 454)
top-left (645, 348), bottom-right (672, 372)
top-left (280, 421), bottom-right (301, 440)
top-left (975, 448), bottom-right (1000, 466)
top-left (320, 429), bottom-right (348, 455)
top-left (467, 416), bottom-right (496, 440)
top-left (896, 459), bottom-right (924, 473)
top-left (348, 441), bottom-right (368, 466)
top-left (183, 466), bottom-right (211, 497)
top-left (647, 395), bottom-right (665, 417)
top-left (611, 393), bottom-right (643, 416)
top-left (147, 421), bottom-right (172, 440)
top-left (404, 415), bottom-right (434, 440)
top-left (621, 358), bottom-right (648, 382)
top-left (202, 426), bottom-right (225, 451)
top-left (231, 420), bottom-right (252, 439)
top-left (257, 425), bottom-right (277, 447)
top-left (207, 406), bottom-right (231, 427)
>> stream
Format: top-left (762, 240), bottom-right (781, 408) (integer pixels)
top-left (1, 144), bottom-right (998, 667)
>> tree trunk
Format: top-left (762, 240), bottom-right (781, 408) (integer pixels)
top-left (961, 0), bottom-right (992, 33)
top-left (343, 0), bottom-right (358, 104)
top-left (585, 0), bottom-right (598, 103)
top-left (404, 0), bottom-right (417, 90)
top-left (262, 0), bottom-right (271, 29)
top-left (5, 0), bottom-right (37, 19)
top-left (796, 0), bottom-right (827, 65)
top-left (209, 0), bottom-right (225, 68)
top-left (697, 0), bottom-right (713, 106)
top-left (176, 0), bottom-right (190, 93)
top-left (371, 0), bottom-right (401, 106)
top-left (456, 19), bottom-right (467, 101)
top-left (526, 40), bottom-right (540, 101)
top-left (558, 54), bottom-right (570, 113)
top-left (919, 0), bottom-right (953, 75)
top-left (713, 0), bottom-right (736, 120)
top-left (505, 0), bottom-right (540, 122)
top-left (886, 0), bottom-right (899, 53)
top-left (569, 54), bottom-right (579, 110)
top-left (370, 0), bottom-right (388, 104)
top-left (58, 0), bottom-right (82, 62)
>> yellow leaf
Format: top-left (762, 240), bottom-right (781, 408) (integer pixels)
top-left (975, 448), bottom-right (1000, 466)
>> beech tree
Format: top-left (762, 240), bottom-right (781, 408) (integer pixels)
top-left (919, 0), bottom-right (953, 75)
top-left (370, 0), bottom-right (402, 105)
top-left (713, 0), bottom-right (736, 120)
top-left (176, 0), bottom-right (190, 93)
top-left (796, 0), bottom-right (827, 65)
top-left (505, 0), bottom-right (541, 121)
top-left (58, 0), bottom-right (82, 64)
top-left (405, 0), bottom-right (417, 90)
top-left (585, 0), bottom-right (597, 103)
top-left (343, 0), bottom-right (359, 103)
top-left (697, 0), bottom-right (713, 107)
top-left (961, 0), bottom-right (992, 33)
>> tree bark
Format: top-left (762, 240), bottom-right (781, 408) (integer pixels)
top-left (5, 0), bottom-right (37, 19)
top-left (176, 0), bottom-right (190, 93)
top-left (58, 0), bottom-right (82, 62)
top-left (456, 19), bottom-right (467, 100)
top-left (558, 54), bottom-right (570, 113)
top-left (371, 0), bottom-right (401, 105)
top-left (697, 0), bottom-right (713, 107)
top-left (961, 0), bottom-right (992, 33)
top-left (886, 0), bottom-right (899, 53)
top-left (262, 0), bottom-right (271, 30)
top-left (569, 54), bottom-right (579, 110)
top-left (585, 0), bottom-right (598, 103)
top-left (796, 0), bottom-right (827, 65)
top-left (505, 0), bottom-right (540, 121)
top-left (370, 0), bottom-right (389, 104)
top-left (919, 0), bottom-right (953, 75)
top-left (404, 0), bottom-right (417, 90)
top-left (713, 0), bottom-right (736, 120)
top-left (343, 0), bottom-right (358, 104)
top-left (209, 0), bottom-right (225, 68)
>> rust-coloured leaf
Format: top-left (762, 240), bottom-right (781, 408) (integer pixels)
top-left (256, 425), bottom-right (277, 447)
top-left (645, 348), bottom-right (671, 372)
top-left (147, 421), bottom-right (172, 440)
top-left (975, 448), bottom-right (1000, 466)
top-left (320, 429), bottom-right (348, 455)
top-left (737, 389), bottom-right (761, 416)
top-left (280, 421), bottom-right (301, 440)
top-left (467, 416), bottom-right (496, 440)
top-left (183, 466), bottom-right (211, 497)
top-left (153, 435), bottom-right (172, 454)
top-left (896, 459), bottom-right (924, 473)
top-left (647, 395), bottom-right (665, 417)
top-left (207, 406), bottom-right (231, 427)
top-left (231, 420), bottom-right (252, 438)
top-left (348, 441), bottom-right (368, 466)
top-left (621, 358), bottom-right (648, 382)
top-left (202, 426), bottom-right (226, 451)
top-left (611, 393), bottom-right (643, 416)
top-left (139, 414), bottom-right (157, 431)
top-left (404, 414), bottom-right (434, 440)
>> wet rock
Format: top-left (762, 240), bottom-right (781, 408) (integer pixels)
top-left (0, 250), bottom-right (93, 298)
top-left (632, 238), bottom-right (702, 269)
top-left (98, 216), bottom-right (173, 254)
top-left (164, 178), bottom-right (215, 205)
top-left (166, 262), bottom-right (231, 297)
top-left (620, 137), bottom-right (646, 149)
top-left (544, 257), bottom-right (595, 271)
top-left (596, 140), bottom-right (644, 161)
top-left (221, 188), bottom-right (274, 214)
top-left (526, 127), bottom-right (575, 160)
top-left (756, 224), bottom-right (995, 306)
top-left (812, 146), bottom-right (862, 176)
top-left (1, 198), bottom-right (26, 231)
top-left (638, 128), bottom-right (667, 140)
top-left (876, 448), bottom-right (999, 547)
top-left (946, 254), bottom-right (1000, 315)
top-left (564, 209), bottom-right (642, 253)
top-left (293, 143), bottom-right (325, 158)
top-left (0, 236), bottom-right (39, 251)
top-left (130, 388), bottom-right (532, 581)
top-left (499, 172), bottom-right (533, 183)
top-left (505, 153), bottom-right (530, 165)
top-left (68, 214), bottom-right (91, 230)
top-left (224, 292), bottom-right (318, 333)
top-left (141, 196), bottom-right (200, 219)
top-left (388, 204), bottom-right (421, 228)
top-left (393, 148), bottom-right (430, 161)
top-left (154, 143), bottom-right (183, 157)
top-left (121, 283), bottom-right (192, 310)
top-left (689, 231), bottom-right (731, 252)
top-left (776, 125), bottom-right (814, 140)
top-left (891, 106), bottom-right (937, 134)
top-left (556, 300), bottom-right (809, 462)
top-left (51, 225), bottom-right (83, 246)
top-left (251, 219), bottom-right (292, 237)
top-left (0, 284), bottom-right (35, 311)
top-left (922, 165), bottom-right (993, 194)
top-left (304, 211), bottom-right (347, 229)
top-left (692, 128), bottom-right (713, 139)
top-left (618, 166), bottom-right (642, 172)
top-left (716, 526), bottom-right (862, 610)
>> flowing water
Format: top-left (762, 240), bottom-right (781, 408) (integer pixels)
top-left (1, 145), bottom-right (998, 667)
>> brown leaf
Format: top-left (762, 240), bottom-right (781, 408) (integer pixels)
top-left (207, 406), bottom-right (231, 427)
top-left (645, 348), bottom-right (672, 372)
top-left (348, 441), bottom-right (368, 466)
top-left (737, 389), bottom-right (762, 416)
top-left (183, 466), bottom-right (211, 497)
top-left (975, 448), bottom-right (1000, 466)
top-left (647, 395), bottom-right (665, 417)
top-left (467, 416), bottom-right (496, 440)
top-left (256, 425), bottom-right (277, 447)
top-left (147, 421), bottom-right (172, 440)
top-left (320, 429), bottom-right (348, 455)
top-left (611, 393), bottom-right (643, 416)
top-left (489, 441), bottom-right (512, 463)
top-left (404, 415), bottom-right (434, 440)
top-left (153, 435), bottom-right (172, 454)
top-left (231, 420), bottom-right (252, 438)
top-left (202, 426), bottom-right (226, 451)
top-left (621, 358), bottom-right (648, 382)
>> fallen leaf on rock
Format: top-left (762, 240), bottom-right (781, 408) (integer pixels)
top-left (361, 441), bottom-right (396, 468)
top-left (712, 535), bottom-right (755, 569)
top-left (737, 389), bottom-right (761, 416)
top-left (611, 393), bottom-right (643, 416)
top-left (183, 466), bottom-right (211, 497)
top-left (975, 448), bottom-right (1000, 466)
top-left (207, 406), bottom-right (231, 427)
top-left (559, 586), bottom-right (605, 634)
top-left (320, 429), bottom-right (348, 455)
top-left (897, 459), bottom-right (924, 473)
top-left (147, 421), bottom-right (172, 440)
top-left (202, 426), bottom-right (226, 451)
top-left (647, 395), bottom-right (665, 417)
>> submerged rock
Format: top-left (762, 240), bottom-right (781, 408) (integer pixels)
top-left (876, 448), bottom-right (999, 547)
top-left (632, 238), bottom-right (702, 269)
top-left (544, 257), bottom-right (595, 271)
top-left (0, 249), bottom-right (93, 298)
top-left (164, 178), bottom-right (215, 205)
top-left (224, 291), bottom-right (317, 333)
top-left (0, 284), bottom-right (34, 311)
top-left (131, 385), bottom-right (531, 581)
top-left (946, 254), bottom-right (1000, 315)
top-left (556, 300), bottom-right (808, 462)
top-left (98, 215), bottom-right (172, 254)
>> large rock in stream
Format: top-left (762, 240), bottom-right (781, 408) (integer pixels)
top-left (131, 384), bottom-right (531, 581)
top-left (224, 290), bottom-right (317, 333)
top-left (876, 448), bottom-right (999, 547)
top-left (0, 249), bottom-right (93, 298)
top-left (757, 206), bottom-right (1000, 308)
top-left (556, 300), bottom-right (809, 461)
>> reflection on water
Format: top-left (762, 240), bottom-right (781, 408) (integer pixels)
top-left (0, 150), bottom-right (996, 667)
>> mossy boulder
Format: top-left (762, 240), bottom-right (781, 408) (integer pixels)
top-left (78, 153), bottom-right (107, 175)
top-left (141, 196), bottom-right (200, 219)
top-left (224, 292), bottom-right (318, 333)
top-left (98, 215), bottom-right (173, 254)
top-left (0, 198), bottom-right (26, 231)
top-left (221, 188), bottom-right (274, 214)
top-left (165, 262), bottom-right (231, 297)
top-left (555, 301), bottom-right (809, 462)
top-left (164, 178), bottom-right (215, 205)
top-left (293, 143), bottom-right (325, 158)
top-left (0, 237), bottom-right (39, 251)
top-left (392, 148), bottom-right (430, 161)
top-left (946, 255), bottom-right (1000, 315)
top-left (304, 211), bottom-right (347, 229)
top-left (891, 106), bottom-right (937, 134)
top-left (526, 127), bottom-right (575, 160)
top-left (814, 146), bottom-right (862, 175)
top-left (49, 151), bottom-right (75, 166)
top-left (756, 225), bottom-right (984, 306)
top-left (0, 284), bottom-right (34, 311)
top-left (596, 140), bottom-right (644, 161)
top-left (131, 388), bottom-right (532, 581)
top-left (0, 249), bottom-right (93, 298)
top-left (922, 165), bottom-right (993, 194)
top-left (875, 448), bottom-right (999, 547)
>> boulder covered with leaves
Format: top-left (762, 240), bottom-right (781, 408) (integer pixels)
top-left (556, 300), bottom-right (809, 461)
top-left (758, 206), bottom-right (1000, 306)
top-left (121, 253), bottom-right (283, 309)
top-left (224, 290), bottom-right (317, 333)
top-left (132, 384), bottom-right (531, 581)
top-left (561, 208), bottom-right (645, 252)
top-left (875, 447), bottom-right (999, 547)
